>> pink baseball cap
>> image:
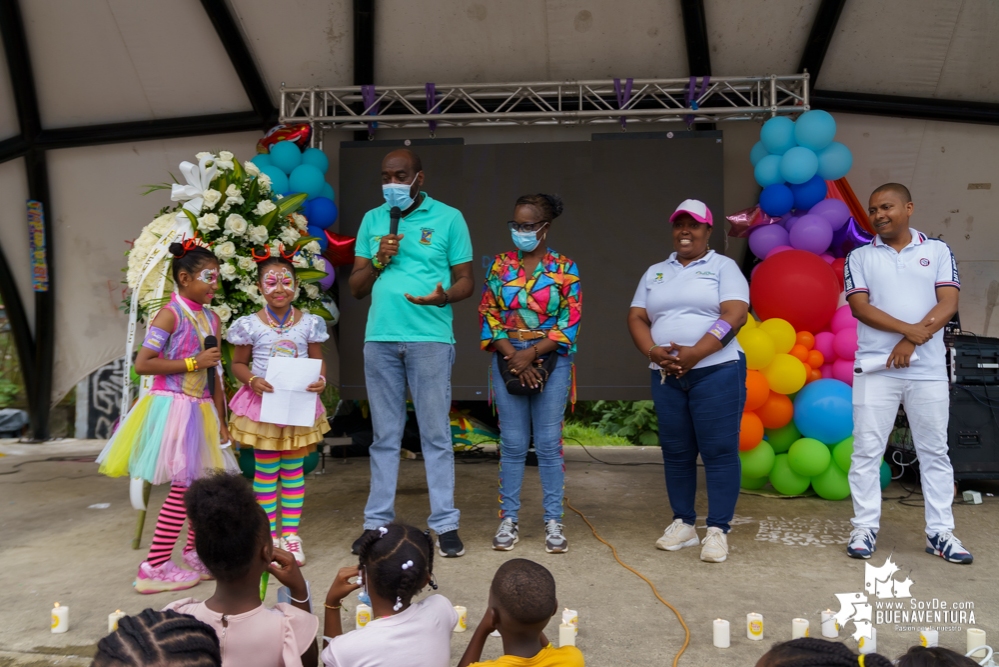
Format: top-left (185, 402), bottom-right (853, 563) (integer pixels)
top-left (669, 199), bottom-right (713, 226)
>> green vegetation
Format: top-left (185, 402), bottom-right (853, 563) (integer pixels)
top-left (565, 400), bottom-right (659, 446)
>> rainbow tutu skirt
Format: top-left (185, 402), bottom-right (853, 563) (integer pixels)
top-left (97, 390), bottom-right (238, 486)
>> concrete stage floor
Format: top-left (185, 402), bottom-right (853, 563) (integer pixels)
top-left (1, 439), bottom-right (997, 666)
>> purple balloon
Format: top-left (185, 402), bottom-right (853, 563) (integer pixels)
top-left (315, 257), bottom-right (336, 291)
top-left (748, 224), bottom-right (790, 260)
top-left (783, 214), bottom-right (802, 233)
top-left (809, 198), bottom-right (851, 231)
top-left (829, 217), bottom-right (875, 258)
top-left (789, 214), bottom-right (833, 254)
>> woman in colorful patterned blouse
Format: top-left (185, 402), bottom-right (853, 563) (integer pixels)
top-left (478, 193), bottom-right (581, 555)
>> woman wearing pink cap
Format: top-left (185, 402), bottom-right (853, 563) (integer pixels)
top-left (627, 199), bottom-right (749, 563)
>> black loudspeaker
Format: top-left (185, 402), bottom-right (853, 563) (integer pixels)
top-left (947, 383), bottom-right (999, 480)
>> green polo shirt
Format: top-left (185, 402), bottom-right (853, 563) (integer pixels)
top-left (356, 193), bottom-right (473, 343)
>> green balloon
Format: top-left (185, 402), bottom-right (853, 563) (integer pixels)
top-left (769, 454), bottom-right (811, 495)
top-left (741, 474), bottom-right (769, 490)
top-left (880, 459), bottom-right (891, 490)
top-left (238, 447), bottom-right (256, 480)
top-left (303, 451), bottom-right (319, 476)
top-left (811, 461), bottom-right (851, 500)
top-left (788, 437), bottom-right (832, 477)
top-left (833, 436), bottom-right (854, 473)
top-left (740, 440), bottom-right (776, 479)
top-left (765, 422), bottom-right (802, 454)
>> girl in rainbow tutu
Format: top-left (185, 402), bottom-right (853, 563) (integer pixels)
top-left (98, 238), bottom-right (237, 593)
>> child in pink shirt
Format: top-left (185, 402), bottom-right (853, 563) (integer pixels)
top-left (164, 473), bottom-right (319, 667)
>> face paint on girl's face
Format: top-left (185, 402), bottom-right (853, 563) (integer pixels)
top-left (262, 269), bottom-right (294, 294)
top-left (196, 268), bottom-right (219, 286)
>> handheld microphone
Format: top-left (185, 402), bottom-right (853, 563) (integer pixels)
top-left (389, 206), bottom-right (401, 236)
top-left (204, 335), bottom-right (218, 397)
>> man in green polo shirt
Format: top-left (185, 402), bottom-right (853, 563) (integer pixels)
top-left (349, 149), bottom-right (475, 557)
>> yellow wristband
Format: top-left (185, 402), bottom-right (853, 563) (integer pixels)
top-left (185, 357), bottom-right (194, 372)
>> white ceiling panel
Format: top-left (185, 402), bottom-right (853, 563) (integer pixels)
top-left (934, 1), bottom-right (999, 102)
top-left (230, 0), bottom-right (352, 91)
top-left (705, 0), bottom-right (820, 75)
top-left (0, 43), bottom-right (18, 140)
top-left (819, 0), bottom-right (962, 96)
top-left (23, 0), bottom-right (250, 129)
top-left (0, 158), bottom-right (35, 331)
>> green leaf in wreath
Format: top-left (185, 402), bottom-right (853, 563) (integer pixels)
top-left (310, 304), bottom-right (334, 321)
top-left (247, 176), bottom-right (259, 203)
top-left (293, 236), bottom-right (321, 251)
top-left (182, 208), bottom-right (199, 231)
top-left (294, 268), bottom-right (327, 283)
top-left (232, 159), bottom-right (244, 182)
top-left (258, 208), bottom-right (280, 231)
top-left (277, 192), bottom-right (308, 217)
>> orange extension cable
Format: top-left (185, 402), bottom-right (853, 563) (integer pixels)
top-left (565, 497), bottom-right (691, 667)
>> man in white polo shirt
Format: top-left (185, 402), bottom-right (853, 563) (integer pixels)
top-left (843, 183), bottom-right (969, 564)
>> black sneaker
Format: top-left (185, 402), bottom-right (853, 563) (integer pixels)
top-left (351, 529), bottom-right (379, 555)
top-left (436, 530), bottom-right (465, 558)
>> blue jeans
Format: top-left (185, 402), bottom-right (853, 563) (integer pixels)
top-left (491, 340), bottom-right (572, 523)
top-left (363, 342), bottom-right (459, 534)
top-left (650, 354), bottom-right (746, 532)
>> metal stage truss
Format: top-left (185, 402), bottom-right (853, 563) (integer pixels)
top-left (279, 74), bottom-right (810, 139)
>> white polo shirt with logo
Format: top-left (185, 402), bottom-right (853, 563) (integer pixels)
top-left (631, 250), bottom-right (749, 370)
top-left (844, 228), bottom-right (959, 381)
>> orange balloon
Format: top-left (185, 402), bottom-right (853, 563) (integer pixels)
top-left (790, 344), bottom-right (810, 363)
top-left (745, 370), bottom-right (770, 412)
top-left (795, 331), bottom-right (815, 350)
top-left (806, 368), bottom-right (823, 384)
top-left (739, 411), bottom-right (765, 451)
top-left (757, 391), bottom-right (794, 429)
top-left (807, 350), bottom-right (825, 368)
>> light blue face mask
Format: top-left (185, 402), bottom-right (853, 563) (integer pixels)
top-left (382, 172), bottom-right (421, 210)
top-left (511, 224), bottom-right (547, 252)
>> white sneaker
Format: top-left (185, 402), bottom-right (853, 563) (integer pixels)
top-left (282, 535), bottom-right (306, 566)
top-left (655, 519), bottom-right (699, 551)
top-left (700, 527), bottom-right (728, 563)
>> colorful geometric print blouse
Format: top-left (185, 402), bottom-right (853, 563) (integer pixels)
top-left (478, 249), bottom-right (582, 356)
top-left (150, 294), bottom-right (220, 399)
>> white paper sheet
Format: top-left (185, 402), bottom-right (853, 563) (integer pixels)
top-left (857, 351), bottom-right (920, 374)
top-left (259, 357), bottom-right (322, 427)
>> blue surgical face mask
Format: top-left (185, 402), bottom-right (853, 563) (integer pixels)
top-left (382, 172), bottom-right (421, 210)
top-left (511, 224), bottom-right (547, 252)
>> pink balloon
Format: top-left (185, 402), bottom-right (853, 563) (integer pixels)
top-left (830, 304), bottom-right (858, 333)
top-left (820, 363), bottom-right (835, 379)
top-left (832, 358), bottom-right (854, 386)
top-left (766, 245), bottom-right (794, 259)
top-left (821, 253), bottom-right (835, 264)
top-left (814, 331), bottom-right (838, 361)
top-left (833, 327), bottom-right (859, 360)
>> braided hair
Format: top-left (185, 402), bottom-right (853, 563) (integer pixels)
top-left (515, 193), bottom-right (564, 222)
top-left (896, 645), bottom-right (980, 667)
top-left (761, 638), bottom-right (893, 667)
top-left (168, 242), bottom-right (218, 283)
top-left (185, 473), bottom-right (269, 582)
top-left (357, 523), bottom-right (435, 611)
top-left (91, 608), bottom-right (221, 667)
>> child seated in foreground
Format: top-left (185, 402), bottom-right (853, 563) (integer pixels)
top-left (896, 645), bottom-right (980, 667)
top-left (91, 608), bottom-right (221, 666)
top-left (458, 558), bottom-right (584, 667)
top-left (321, 523), bottom-right (456, 667)
top-left (755, 638), bottom-right (892, 667)
top-left (164, 473), bottom-right (319, 667)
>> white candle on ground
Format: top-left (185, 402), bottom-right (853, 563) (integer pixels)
top-left (51, 603), bottom-right (68, 634)
top-left (858, 628), bottom-right (877, 654)
top-left (452, 606), bottom-right (467, 633)
top-left (919, 629), bottom-right (938, 648)
top-left (821, 610), bottom-right (838, 638)
top-left (967, 628), bottom-right (987, 659)
top-left (355, 603), bottom-right (371, 629)
top-left (559, 623), bottom-right (576, 648)
top-left (562, 608), bottom-right (578, 635)
top-left (747, 613), bottom-right (764, 641)
top-left (108, 610), bottom-right (127, 633)
top-left (792, 618), bottom-right (809, 639)
top-left (713, 619), bottom-right (730, 648)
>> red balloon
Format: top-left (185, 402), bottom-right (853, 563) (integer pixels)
top-left (750, 250), bottom-right (840, 333)
top-left (257, 123), bottom-right (312, 153)
top-left (831, 258), bottom-right (845, 292)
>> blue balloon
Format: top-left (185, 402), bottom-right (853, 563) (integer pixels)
top-left (790, 174), bottom-right (828, 211)
top-left (321, 183), bottom-right (335, 201)
top-left (759, 184), bottom-right (794, 217)
top-left (251, 153), bottom-right (273, 169)
top-left (259, 165), bottom-right (289, 195)
top-left (289, 164), bottom-right (326, 199)
top-left (760, 117), bottom-right (797, 155)
top-left (305, 197), bottom-right (338, 229)
top-left (301, 147), bottom-right (330, 174)
top-left (817, 142), bottom-right (853, 180)
top-left (750, 141), bottom-right (769, 167)
top-left (793, 379), bottom-right (853, 444)
top-left (269, 140), bottom-right (303, 175)
top-left (780, 146), bottom-right (819, 184)
top-left (754, 154), bottom-right (784, 188)
top-left (307, 225), bottom-right (329, 251)
top-left (794, 110), bottom-right (837, 152)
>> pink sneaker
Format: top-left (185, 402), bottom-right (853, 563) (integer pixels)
top-left (135, 560), bottom-right (201, 594)
top-left (182, 549), bottom-right (214, 581)
top-left (283, 535), bottom-right (306, 566)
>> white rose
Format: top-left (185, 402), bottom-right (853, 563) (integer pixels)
top-left (269, 245), bottom-right (279, 257)
top-left (257, 173), bottom-right (272, 192)
top-left (304, 283), bottom-right (320, 299)
top-left (220, 262), bottom-right (238, 281)
top-left (202, 189), bottom-right (222, 210)
top-left (253, 199), bottom-right (277, 216)
top-left (226, 184), bottom-right (241, 198)
top-left (219, 151), bottom-right (234, 161)
top-left (279, 226), bottom-right (301, 245)
top-left (305, 241), bottom-right (321, 255)
top-left (215, 159), bottom-right (234, 171)
top-left (244, 161), bottom-right (260, 177)
top-left (216, 241), bottom-right (236, 260)
top-left (247, 225), bottom-right (268, 244)
top-left (238, 256), bottom-right (256, 272)
top-left (212, 303), bottom-right (233, 321)
top-left (291, 212), bottom-right (309, 231)
top-left (293, 255), bottom-right (309, 269)
top-left (196, 152), bottom-right (215, 161)
top-left (225, 213), bottom-right (248, 236)
top-left (197, 213), bottom-right (220, 232)
top-left (219, 202), bottom-right (231, 213)
top-left (241, 283), bottom-right (260, 299)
